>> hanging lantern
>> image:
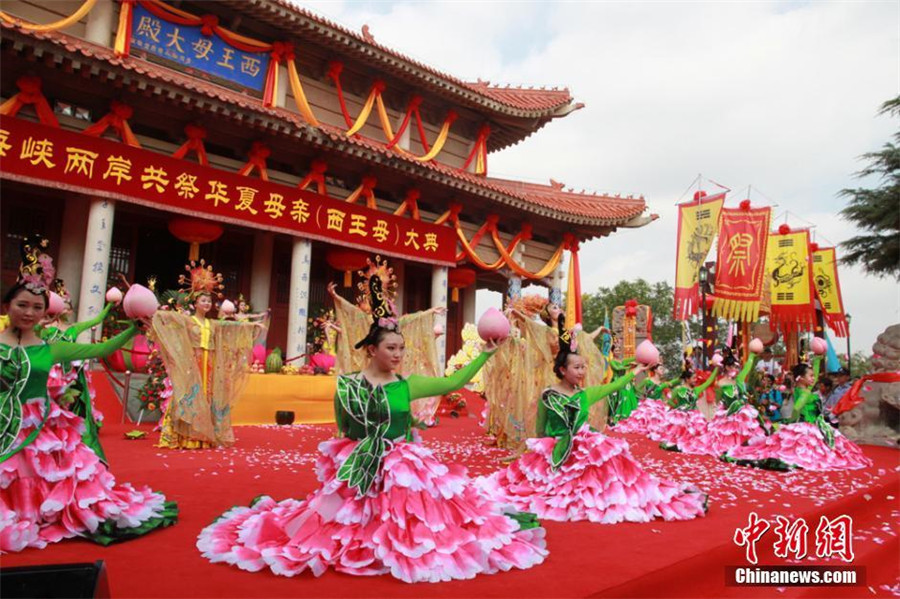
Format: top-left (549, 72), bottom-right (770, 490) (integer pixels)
top-left (325, 248), bottom-right (368, 287)
top-left (167, 217), bottom-right (224, 261)
top-left (103, 334), bottom-right (151, 373)
top-left (447, 267), bottom-right (476, 302)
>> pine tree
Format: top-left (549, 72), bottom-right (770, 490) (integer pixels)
top-left (839, 96), bottom-right (900, 278)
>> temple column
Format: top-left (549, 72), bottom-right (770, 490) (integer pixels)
top-left (249, 232), bottom-right (273, 311)
top-left (550, 264), bottom-right (564, 307)
top-left (57, 196), bottom-right (89, 312)
top-left (462, 283), bottom-right (477, 324)
top-left (85, 0), bottom-right (115, 47)
top-left (287, 237), bottom-right (312, 362)
top-left (505, 243), bottom-right (525, 308)
top-left (76, 199), bottom-right (115, 342)
top-left (431, 265), bottom-right (448, 369)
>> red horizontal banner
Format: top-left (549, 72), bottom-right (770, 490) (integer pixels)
top-left (0, 116), bottom-right (456, 265)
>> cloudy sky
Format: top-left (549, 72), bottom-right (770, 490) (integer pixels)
top-left (306, 0), bottom-right (899, 354)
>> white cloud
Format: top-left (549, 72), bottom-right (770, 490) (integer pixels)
top-left (304, 1), bottom-right (899, 354)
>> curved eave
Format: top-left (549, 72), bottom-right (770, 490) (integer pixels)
top-left (221, 0), bottom-right (578, 122)
top-left (0, 25), bottom-right (643, 230)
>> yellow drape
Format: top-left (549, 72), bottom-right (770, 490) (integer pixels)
top-left (376, 95), bottom-right (453, 162)
top-left (345, 86), bottom-right (379, 137)
top-left (1, 0), bottom-right (97, 31)
top-left (566, 253), bottom-right (578, 332)
top-left (113, 0), bottom-right (132, 56)
top-left (490, 227), bottom-right (564, 279)
top-left (286, 59), bottom-right (319, 126)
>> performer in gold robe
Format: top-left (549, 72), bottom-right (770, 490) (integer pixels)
top-left (152, 261), bottom-right (266, 449)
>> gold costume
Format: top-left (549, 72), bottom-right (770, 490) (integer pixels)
top-left (152, 311), bottom-right (258, 449)
top-left (482, 311), bottom-right (610, 451)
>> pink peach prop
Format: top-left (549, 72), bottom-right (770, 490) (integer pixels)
top-left (810, 337), bottom-right (827, 355)
top-left (47, 292), bottom-right (66, 317)
top-left (748, 338), bottom-right (764, 354)
top-left (106, 287), bottom-right (123, 304)
top-left (433, 323), bottom-right (445, 336)
top-left (477, 307), bottom-right (510, 342)
top-left (122, 284), bottom-right (159, 319)
top-left (634, 340), bottom-right (660, 365)
top-left (220, 299), bottom-right (236, 316)
top-left (710, 353), bottom-right (724, 367)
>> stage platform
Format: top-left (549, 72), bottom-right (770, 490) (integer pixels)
top-left (231, 374), bottom-right (336, 425)
top-left (91, 371), bottom-right (337, 426)
top-left (3, 415), bottom-right (898, 598)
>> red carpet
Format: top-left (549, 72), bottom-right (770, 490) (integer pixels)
top-left (3, 415), bottom-right (898, 598)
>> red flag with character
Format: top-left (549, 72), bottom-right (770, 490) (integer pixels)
top-left (712, 203), bottom-right (771, 322)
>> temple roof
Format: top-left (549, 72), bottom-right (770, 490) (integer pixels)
top-left (465, 81), bottom-right (579, 112)
top-left (1, 22), bottom-right (650, 231)
top-left (214, 0), bottom-right (582, 150)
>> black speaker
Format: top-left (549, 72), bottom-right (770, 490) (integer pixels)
top-left (0, 560), bottom-right (110, 599)
top-left (275, 410), bottom-right (295, 425)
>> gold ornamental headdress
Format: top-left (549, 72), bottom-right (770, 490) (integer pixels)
top-left (17, 234), bottom-right (51, 296)
top-left (354, 256), bottom-right (400, 349)
top-left (178, 259), bottom-right (224, 301)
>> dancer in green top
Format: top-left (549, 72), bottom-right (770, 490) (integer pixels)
top-left (478, 314), bottom-right (708, 523)
top-left (198, 257), bottom-right (547, 583)
top-left (40, 300), bottom-right (114, 462)
top-left (790, 355), bottom-right (824, 424)
top-left (725, 354), bottom-right (870, 470)
top-left (0, 237), bottom-right (176, 552)
top-left (638, 365), bottom-right (680, 401)
top-left (609, 357), bottom-right (639, 421)
top-left (715, 347), bottom-right (758, 414)
top-left (536, 321), bottom-right (642, 467)
top-left (669, 366), bottom-right (719, 409)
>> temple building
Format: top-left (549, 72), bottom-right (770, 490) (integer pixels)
top-left (0, 0), bottom-right (653, 364)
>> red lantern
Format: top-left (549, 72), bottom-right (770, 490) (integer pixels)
top-left (326, 248), bottom-right (368, 287)
top-left (168, 217), bottom-right (223, 261)
top-left (447, 267), bottom-right (476, 302)
top-left (102, 334), bottom-right (151, 373)
top-left (624, 299), bottom-right (639, 317)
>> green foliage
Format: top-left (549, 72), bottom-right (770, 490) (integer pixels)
top-left (580, 279), bottom-right (684, 372)
top-left (846, 350), bottom-right (872, 376)
top-left (839, 96), bottom-right (900, 279)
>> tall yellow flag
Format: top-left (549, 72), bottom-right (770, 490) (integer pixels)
top-left (766, 228), bottom-right (816, 333)
top-left (673, 193), bottom-right (725, 319)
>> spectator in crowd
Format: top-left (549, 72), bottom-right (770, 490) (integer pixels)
top-left (817, 376), bottom-right (834, 405)
top-left (755, 374), bottom-right (784, 422)
top-left (756, 348), bottom-right (782, 378)
top-left (824, 367), bottom-right (853, 413)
